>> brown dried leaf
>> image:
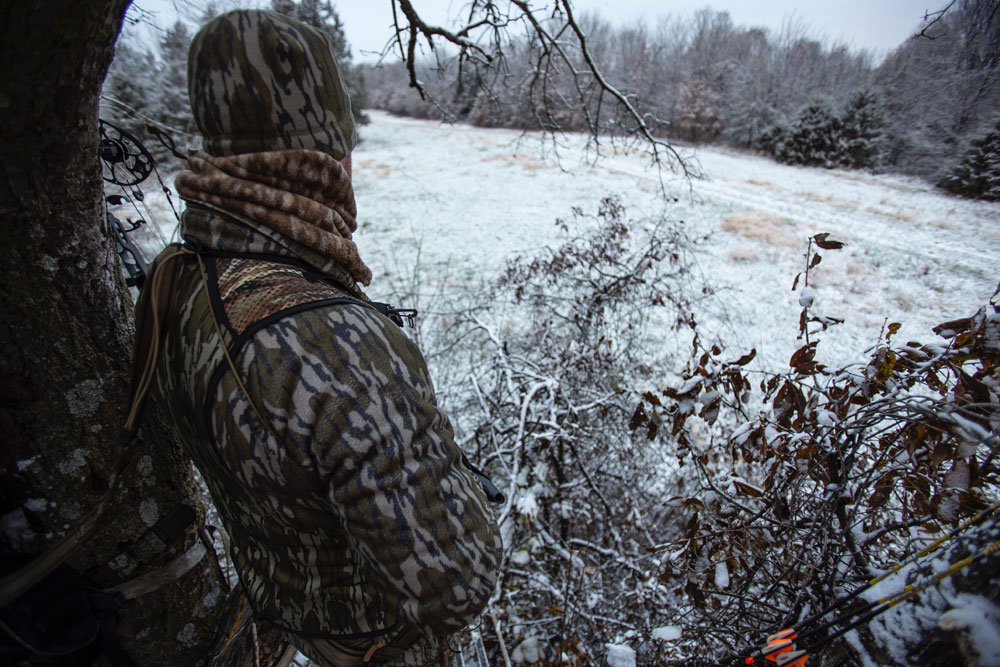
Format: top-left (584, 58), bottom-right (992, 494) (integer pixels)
top-left (933, 317), bottom-right (972, 338)
top-left (643, 391), bottom-right (662, 407)
top-left (790, 342), bottom-right (818, 368)
top-left (813, 233), bottom-right (845, 250)
top-left (629, 403), bottom-right (646, 431)
top-left (734, 480), bottom-right (764, 497)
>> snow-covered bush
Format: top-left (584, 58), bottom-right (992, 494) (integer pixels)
top-left (938, 119), bottom-right (1000, 201)
top-left (630, 235), bottom-right (1000, 664)
top-left (439, 197), bottom-right (705, 664)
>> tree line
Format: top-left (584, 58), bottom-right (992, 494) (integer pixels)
top-left (364, 1), bottom-right (1000, 200)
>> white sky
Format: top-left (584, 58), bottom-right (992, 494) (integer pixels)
top-left (130, 0), bottom-right (941, 61)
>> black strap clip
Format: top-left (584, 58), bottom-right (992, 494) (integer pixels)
top-left (372, 302), bottom-right (418, 328)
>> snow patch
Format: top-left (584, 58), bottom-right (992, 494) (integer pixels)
top-left (605, 643), bottom-right (637, 667)
top-left (511, 636), bottom-right (542, 663)
top-left (24, 498), bottom-right (47, 513)
top-left (939, 594), bottom-right (1000, 666)
top-left (798, 286), bottom-right (815, 307)
top-left (686, 415), bottom-right (711, 453)
top-left (138, 455), bottom-right (154, 477)
top-left (516, 491), bottom-right (539, 521)
top-left (511, 548), bottom-right (531, 566)
top-left (16, 457), bottom-right (37, 471)
top-left (715, 561), bottom-right (730, 590)
top-left (651, 626), bottom-right (682, 641)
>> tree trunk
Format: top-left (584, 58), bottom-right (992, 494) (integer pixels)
top-left (0, 2), bottom-right (227, 664)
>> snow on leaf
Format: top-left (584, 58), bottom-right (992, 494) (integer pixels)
top-left (516, 491), bottom-right (540, 521)
top-left (511, 636), bottom-right (542, 664)
top-left (605, 643), bottom-right (637, 667)
top-left (938, 594), bottom-right (1000, 666)
top-left (715, 561), bottom-right (730, 589)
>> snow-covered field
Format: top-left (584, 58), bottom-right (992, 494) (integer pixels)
top-left (133, 109), bottom-right (999, 374)
top-left (350, 110), bottom-right (999, 372)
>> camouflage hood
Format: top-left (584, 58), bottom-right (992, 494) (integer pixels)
top-left (188, 9), bottom-right (357, 160)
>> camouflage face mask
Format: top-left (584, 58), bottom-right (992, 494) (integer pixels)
top-left (188, 9), bottom-right (357, 160)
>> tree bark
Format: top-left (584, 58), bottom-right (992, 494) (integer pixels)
top-left (0, 2), bottom-right (227, 664)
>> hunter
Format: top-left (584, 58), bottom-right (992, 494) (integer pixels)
top-left (136, 9), bottom-right (502, 666)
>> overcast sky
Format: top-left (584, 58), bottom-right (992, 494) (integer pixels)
top-left (132, 0), bottom-right (941, 61)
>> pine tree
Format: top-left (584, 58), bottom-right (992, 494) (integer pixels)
top-left (775, 102), bottom-right (842, 168)
top-left (101, 39), bottom-right (155, 137)
top-left (939, 119), bottom-right (1000, 201)
top-left (271, 0), bottom-right (369, 125)
top-left (838, 90), bottom-right (883, 169)
top-left (153, 20), bottom-right (198, 155)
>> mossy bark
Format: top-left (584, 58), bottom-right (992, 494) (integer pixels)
top-left (0, 2), bottom-right (227, 664)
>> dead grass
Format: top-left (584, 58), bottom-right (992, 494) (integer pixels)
top-left (728, 247), bottom-right (759, 262)
top-left (721, 210), bottom-right (800, 247)
top-left (798, 191), bottom-right (833, 203)
top-left (483, 153), bottom-right (546, 171)
top-left (866, 206), bottom-right (918, 222)
top-left (357, 159), bottom-right (395, 178)
top-left (744, 178), bottom-right (775, 188)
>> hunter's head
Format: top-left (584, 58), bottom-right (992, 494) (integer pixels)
top-left (186, 9), bottom-right (357, 163)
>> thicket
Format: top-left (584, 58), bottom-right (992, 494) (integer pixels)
top-left (365, 0), bottom-right (1000, 198)
top-left (398, 198), bottom-right (1000, 665)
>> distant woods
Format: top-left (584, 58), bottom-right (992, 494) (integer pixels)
top-left (101, 0), bottom-right (999, 200)
top-left (365, 0), bottom-right (1000, 199)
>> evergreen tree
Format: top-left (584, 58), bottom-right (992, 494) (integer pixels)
top-left (101, 20), bottom-right (199, 168)
top-left (775, 102), bottom-right (842, 168)
top-left (101, 39), bottom-right (155, 138)
top-left (838, 90), bottom-right (883, 169)
top-left (155, 21), bottom-right (198, 146)
top-left (271, 0), bottom-right (369, 125)
top-left (771, 92), bottom-right (884, 170)
top-left (939, 118), bottom-right (1000, 201)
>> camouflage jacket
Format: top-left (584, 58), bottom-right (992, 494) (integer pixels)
top-left (149, 205), bottom-right (502, 648)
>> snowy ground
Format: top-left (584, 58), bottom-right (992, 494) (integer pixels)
top-left (346, 111), bottom-right (1000, 373)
